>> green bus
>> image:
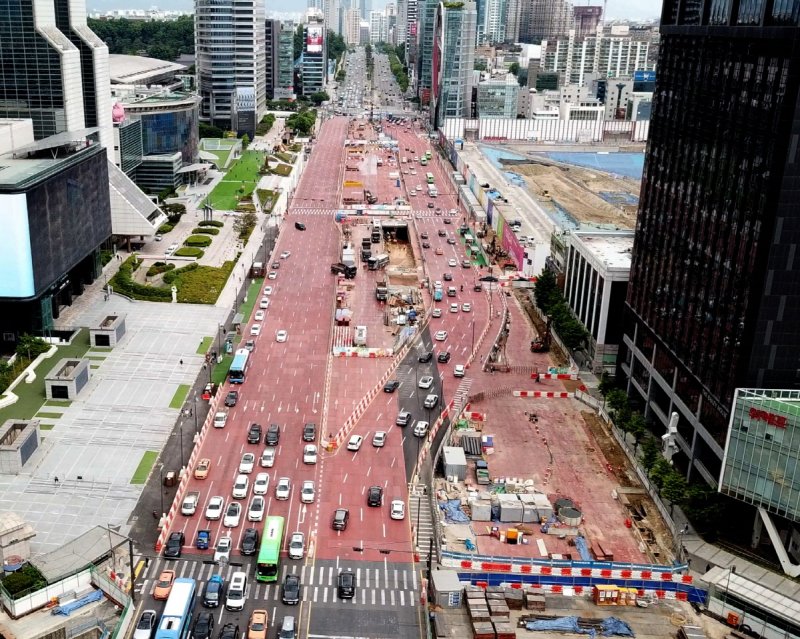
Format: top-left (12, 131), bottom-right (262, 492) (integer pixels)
top-left (255, 516), bottom-right (285, 582)
top-left (426, 172), bottom-right (435, 184)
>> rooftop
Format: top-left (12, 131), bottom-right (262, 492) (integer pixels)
top-left (108, 54), bottom-right (186, 85)
top-left (572, 231), bottom-right (634, 271)
top-left (0, 141), bottom-right (104, 190)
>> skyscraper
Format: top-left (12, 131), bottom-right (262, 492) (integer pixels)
top-left (518, 0), bottom-right (574, 44)
top-left (431, 0), bottom-right (476, 127)
top-left (196, 0), bottom-right (266, 132)
top-left (482, 0), bottom-right (508, 44)
top-left (415, 0), bottom-right (438, 103)
top-left (620, 1), bottom-right (800, 484)
top-left (301, 15), bottom-right (327, 96)
top-left (265, 19), bottom-right (280, 100)
top-left (359, 0), bottom-right (371, 19)
top-left (572, 5), bottom-right (602, 39)
top-left (275, 22), bottom-right (296, 100)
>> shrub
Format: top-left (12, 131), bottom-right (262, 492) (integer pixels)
top-left (163, 262), bottom-right (200, 283)
top-left (192, 227), bottom-right (220, 235)
top-left (271, 163), bottom-right (292, 177)
top-left (146, 262), bottom-right (176, 277)
top-left (175, 261), bottom-right (235, 304)
top-left (109, 257), bottom-right (172, 301)
top-left (16, 335), bottom-right (49, 359)
top-left (184, 235), bottom-right (212, 247)
top-left (100, 250), bottom-right (114, 266)
top-left (158, 223), bottom-right (174, 234)
top-left (275, 152), bottom-right (294, 164)
top-left (174, 247), bottom-right (205, 258)
top-left (198, 220), bottom-right (224, 228)
top-left (3, 564), bottom-right (47, 599)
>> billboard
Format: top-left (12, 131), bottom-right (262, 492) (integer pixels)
top-left (306, 25), bottom-right (323, 53)
top-left (409, 22), bottom-right (417, 36)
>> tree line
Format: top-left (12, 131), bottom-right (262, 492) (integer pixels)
top-left (88, 16), bottom-right (194, 63)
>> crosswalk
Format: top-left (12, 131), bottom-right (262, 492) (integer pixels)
top-left (138, 557), bottom-right (419, 607)
top-left (291, 208), bottom-right (338, 216)
top-left (288, 207), bottom-right (461, 220)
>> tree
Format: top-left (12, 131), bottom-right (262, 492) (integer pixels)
top-left (509, 62), bottom-right (520, 75)
top-left (640, 436), bottom-right (661, 474)
top-left (241, 134), bottom-right (250, 149)
top-left (199, 122), bottom-right (225, 139)
top-left (661, 471), bottom-right (688, 514)
top-left (605, 389), bottom-right (629, 412)
top-left (598, 372), bottom-right (615, 396)
top-left (626, 411), bottom-right (647, 449)
top-left (309, 91), bottom-right (330, 105)
top-left (233, 211), bottom-right (257, 239)
top-left (533, 268), bottom-right (558, 314)
top-left (88, 16), bottom-right (194, 62)
top-left (294, 23), bottom-right (304, 60)
top-left (555, 314), bottom-right (588, 350)
top-left (649, 457), bottom-right (673, 491)
top-left (474, 59), bottom-right (487, 71)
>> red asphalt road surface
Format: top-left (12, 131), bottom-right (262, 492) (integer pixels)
top-left (293, 116), bottom-right (349, 209)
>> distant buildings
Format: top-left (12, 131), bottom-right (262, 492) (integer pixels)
top-left (572, 5), bottom-right (602, 39)
top-left (432, 1), bottom-right (477, 127)
top-left (301, 16), bottom-right (328, 96)
top-left (370, 10), bottom-right (387, 42)
top-left (519, 0), bottom-right (574, 44)
top-left (345, 8), bottom-right (361, 45)
top-left (477, 75), bottom-right (519, 118)
top-left (275, 22), bottom-right (297, 100)
top-left (265, 19), bottom-right (281, 100)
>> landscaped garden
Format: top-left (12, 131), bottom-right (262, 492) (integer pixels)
top-left (202, 150), bottom-right (266, 210)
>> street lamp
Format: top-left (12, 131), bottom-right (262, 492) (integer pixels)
top-left (158, 464), bottom-right (165, 518)
top-left (193, 393), bottom-right (198, 433)
top-left (723, 565), bottom-right (736, 617)
top-left (217, 324), bottom-right (225, 363)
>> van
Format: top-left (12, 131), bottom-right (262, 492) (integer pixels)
top-left (225, 572), bottom-right (247, 611)
top-left (447, 287), bottom-right (457, 297)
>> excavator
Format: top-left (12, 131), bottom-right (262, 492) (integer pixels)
top-left (531, 318), bottom-right (552, 353)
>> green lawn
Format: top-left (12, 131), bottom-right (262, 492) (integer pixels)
top-left (207, 148), bottom-right (232, 168)
top-left (197, 336), bottom-right (213, 354)
top-left (240, 278), bottom-right (264, 321)
top-left (170, 384), bottom-right (191, 409)
top-left (130, 451), bottom-right (159, 484)
top-left (0, 329), bottom-right (90, 423)
top-left (202, 150), bottom-right (266, 210)
top-left (35, 412), bottom-right (63, 419)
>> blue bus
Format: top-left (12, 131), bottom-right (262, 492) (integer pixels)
top-left (229, 348), bottom-right (250, 384)
top-left (155, 578), bottom-right (196, 639)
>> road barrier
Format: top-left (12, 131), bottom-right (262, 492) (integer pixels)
top-left (512, 390), bottom-right (574, 398)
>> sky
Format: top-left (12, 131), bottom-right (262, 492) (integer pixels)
top-left (88, 0), bottom-right (662, 21)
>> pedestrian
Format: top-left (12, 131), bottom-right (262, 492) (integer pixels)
top-left (179, 359), bottom-right (183, 365)
top-left (54, 476), bottom-right (59, 484)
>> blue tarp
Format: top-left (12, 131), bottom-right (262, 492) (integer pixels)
top-left (52, 589), bottom-right (103, 616)
top-left (525, 616), bottom-right (634, 638)
top-left (573, 536), bottom-right (592, 561)
top-left (440, 500), bottom-right (470, 523)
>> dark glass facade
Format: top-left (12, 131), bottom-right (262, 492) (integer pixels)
top-left (621, 1), bottom-right (800, 479)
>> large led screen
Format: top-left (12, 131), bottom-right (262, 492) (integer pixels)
top-left (0, 193), bottom-right (35, 298)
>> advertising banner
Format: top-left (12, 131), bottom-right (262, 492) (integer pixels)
top-left (501, 221), bottom-right (523, 269)
top-left (307, 26), bottom-right (323, 53)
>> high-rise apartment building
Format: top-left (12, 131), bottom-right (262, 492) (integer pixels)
top-left (519, 0), bottom-right (574, 44)
top-left (431, 0), bottom-right (477, 127)
top-left (325, 0), bottom-right (341, 35)
top-left (370, 11), bottom-right (387, 42)
top-left (301, 16), bottom-right (327, 96)
top-left (482, 0), bottom-right (508, 44)
top-left (359, 0), bottom-right (371, 19)
top-left (344, 8), bottom-right (361, 44)
top-left (573, 5), bottom-right (602, 39)
top-left (504, 0), bottom-right (522, 43)
top-left (275, 22), bottom-right (296, 100)
top-left (195, 0), bottom-right (266, 132)
top-left (620, 1), bottom-right (800, 490)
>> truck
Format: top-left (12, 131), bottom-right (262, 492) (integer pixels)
top-left (331, 262), bottom-right (358, 279)
top-left (475, 460), bottom-right (491, 485)
top-left (433, 288), bottom-right (443, 301)
top-left (353, 325), bottom-right (368, 347)
top-left (364, 189), bottom-right (378, 204)
top-left (368, 253), bottom-right (389, 270)
top-left (181, 491), bottom-right (201, 516)
top-left (195, 529), bottom-right (211, 550)
top-left (376, 278), bottom-right (388, 301)
top-left (342, 243), bottom-right (356, 268)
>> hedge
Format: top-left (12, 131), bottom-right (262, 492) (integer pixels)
top-left (110, 257), bottom-right (172, 301)
top-left (158, 223), bottom-right (174, 234)
top-left (175, 261), bottom-right (235, 304)
top-left (192, 227), bottom-right (220, 235)
top-left (184, 235), bottom-right (212, 247)
top-left (146, 262), bottom-right (176, 277)
top-left (163, 262), bottom-right (200, 283)
top-left (174, 247), bottom-right (205, 258)
top-left (198, 220), bottom-right (224, 228)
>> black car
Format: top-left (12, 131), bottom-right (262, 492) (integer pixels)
top-left (443, 273), bottom-right (453, 281)
top-left (418, 351), bottom-right (433, 363)
top-left (191, 612), bottom-right (215, 639)
top-left (218, 623), bottom-right (239, 639)
top-left (462, 260), bottom-right (472, 268)
top-left (332, 508), bottom-right (349, 530)
top-left (438, 229), bottom-right (447, 237)
top-left (224, 391), bottom-right (239, 407)
top-left (383, 380), bottom-right (400, 393)
top-left (134, 610), bottom-right (157, 639)
top-left (282, 574), bottom-right (301, 605)
top-left (473, 282), bottom-right (483, 291)
top-left (420, 231), bottom-right (429, 239)
top-left (427, 202), bottom-right (434, 209)
top-left (437, 351), bottom-right (451, 363)
top-left (202, 575), bottom-right (225, 608)
top-left (443, 218), bottom-right (452, 224)
top-left (163, 531), bottom-right (184, 559)
top-left (266, 423), bottom-right (280, 445)
top-left (247, 423), bottom-right (262, 444)
top-left (295, 222), bottom-right (306, 230)
top-left (367, 486), bottom-right (383, 507)
top-left (303, 423), bottom-right (317, 442)
top-left (337, 571), bottom-right (356, 598)
top-left (272, 261), bottom-right (280, 269)
top-left (241, 528), bottom-right (259, 555)
top-left (422, 242), bottom-right (431, 249)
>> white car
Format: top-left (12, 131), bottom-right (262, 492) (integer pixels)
top-left (213, 412), bottom-right (228, 428)
top-left (418, 375), bottom-right (434, 389)
top-left (205, 496), bottom-right (225, 520)
top-left (303, 444), bottom-right (318, 464)
top-left (450, 303), bottom-right (459, 313)
top-left (435, 330), bottom-right (448, 341)
top-left (260, 447), bottom-right (276, 468)
top-left (300, 480), bottom-right (315, 504)
top-left (390, 499), bottom-right (406, 520)
top-left (239, 453), bottom-right (255, 474)
top-left (276, 330), bottom-right (288, 342)
top-left (253, 472), bottom-right (270, 495)
top-left (462, 302), bottom-right (471, 312)
top-left (250, 324), bottom-right (261, 336)
top-left (263, 286), bottom-right (273, 296)
top-left (347, 435), bottom-right (363, 451)
top-left (280, 251), bottom-right (291, 259)
top-left (288, 532), bottom-right (305, 560)
top-left (275, 477), bottom-right (291, 500)
top-left (259, 297), bottom-right (270, 309)
top-left (268, 271), bottom-right (278, 280)
top-left (372, 431), bottom-right (387, 447)
top-left (248, 496), bottom-right (265, 522)
top-left (255, 310), bottom-right (265, 321)
top-left (432, 308), bottom-right (442, 318)
top-left (214, 536), bottom-right (232, 562)
top-left (454, 364), bottom-right (466, 378)
top-left (232, 474), bottom-right (249, 499)
top-left (223, 502), bottom-right (241, 527)
top-left (448, 258), bottom-right (457, 267)
top-left (413, 421), bottom-right (429, 437)
top-left (433, 280), bottom-right (442, 289)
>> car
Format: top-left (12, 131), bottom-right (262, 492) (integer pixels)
top-left (438, 351), bottom-right (451, 363)
top-left (295, 222), bottom-right (306, 231)
top-left (435, 247), bottom-right (444, 255)
top-left (303, 422), bottom-right (317, 442)
top-left (192, 612), bottom-right (215, 639)
top-left (224, 391), bottom-right (239, 407)
top-left (213, 411), bottom-right (228, 429)
top-left (203, 575), bottom-right (225, 608)
top-left (413, 421), bottom-right (430, 437)
top-left (239, 453), bottom-right (255, 474)
top-left (241, 527), bottom-right (260, 554)
top-left (248, 610), bottom-right (268, 639)
top-left (271, 262), bottom-right (280, 269)
top-left (337, 570), bottom-right (356, 598)
top-left (462, 260), bottom-right (472, 268)
top-left (266, 423), bottom-right (280, 445)
top-left (134, 610), bottom-right (157, 639)
top-left (223, 502), bottom-right (242, 527)
top-left (438, 229), bottom-right (447, 237)
top-left (427, 202), bottom-right (434, 209)
top-left (448, 258), bottom-right (457, 267)
top-left (418, 375), bottom-right (434, 389)
top-left (232, 474), bottom-right (249, 499)
top-left (268, 271), bottom-right (278, 279)
top-left (288, 531), bottom-right (305, 559)
top-left (418, 351), bottom-right (433, 363)
top-left (424, 393), bottom-right (439, 408)
top-left (247, 423), bottom-right (262, 444)
top-left (259, 297), bottom-right (270, 309)
top-left (218, 623), bottom-right (240, 639)
top-left (383, 379), bottom-right (400, 393)
top-left (244, 339), bottom-right (256, 351)
top-left (282, 574), bottom-right (301, 605)
top-left (450, 303), bottom-right (459, 313)
top-left (420, 231), bottom-right (429, 239)
top-left (166, 242), bottom-right (179, 254)
top-left (444, 218), bottom-right (452, 225)
top-left (434, 280), bottom-right (443, 289)
top-left (164, 531), bottom-right (184, 559)
top-left (372, 431), bottom-right (386, 447)
top-left (275, 477), bottom-right (291, 500)
top-left (390, 499), bottom-right (406, 520)
top-left (260, 447), bottom-right (276, 467)
top-left (206, 496), bottom-right (225, 520)
top-left (435, 330), bottom-right (448, 341)
top-left (214, 536), bottom-right (231, 563)
top-left (250, 324), bottom-right (261, 336)
top-left (263, 286), bottom-right (273, 295)
top-left (153, 570), bottom-right (175, 600)
top-left (194, 458), bottom-right (211, 479)
top-left (253, 472), bottom-right (269, 495)
top-left (396, 410), bottom-right (412, 426)
top-left (254, 309), bottom-right (266, 322)
top-left (277, 616), bottom-right (296, 639)
top-left (462, 302), bottom-right (472, 312)
top-left (280, 251), bottom-right (291, 259)
top-left (443, 273), bottom-right (453, 281)
top-left (276, 329), bottom-right (288, 342)
top-left (347, 435), bottom-right (363, 451)
top-left (300, 480), bottom-right (315, 504)
top-left (422, 241), bottom-right (430, 248)
top-left (332, 508), bottom-right (350, 530)
top-left (248, 496), bottom-right (265, 523)
top-left (367, 485), bottom-right (383, 507)
top-left (303, 444), bottom-right (318, 464)
top-left (454, 364), bottom-right (466, 377)
top-left (432, 307), bottom-right (443, 318)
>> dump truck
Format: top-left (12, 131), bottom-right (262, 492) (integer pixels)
top-left (181, 491), bottom-right (201, 516)
top-left (195, 529), bottom-right (211, 550)
top-left (475, 460), bottom-right (490, 485)
top-left (376, 278), bottom-right (388, 301)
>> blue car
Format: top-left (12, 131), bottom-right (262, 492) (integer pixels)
top-left (203, 575), bottom-right (225, 608)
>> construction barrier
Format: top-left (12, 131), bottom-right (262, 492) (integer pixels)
top-left (531, 372), bottom-right (579, 380)
top-left (513, 390), bottom-right (574, 398)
